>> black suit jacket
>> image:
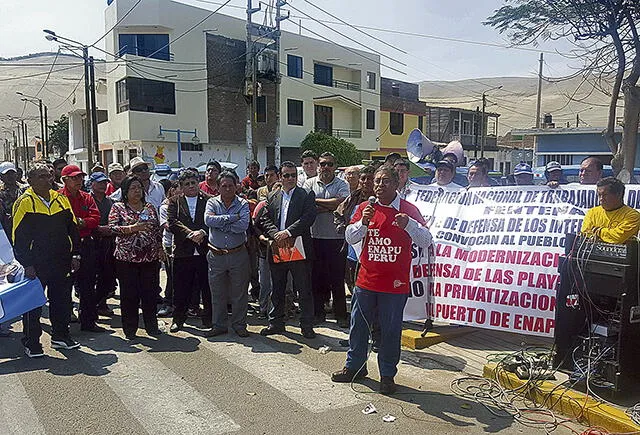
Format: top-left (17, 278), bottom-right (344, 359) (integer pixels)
top-left (167, 191), bottom-right (211, 258)
top-left (258, 187), bottom-right (316, 263)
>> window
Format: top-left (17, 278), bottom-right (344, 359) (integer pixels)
top-left (287, 99), bottom-right (303, 126)
top-left (390, 112), bottom-right (403, 135)
top-left (119, 34), bottom-right (170, 61)
top-left (128, 149), bottom-right (138, 160)
top-left (314, 64), bottom-right (333, 87)
top-left (453, 119), bottom-right (460, 134)
top-left (116, 77), bottom-right (176, 115)
top-left (366, 109), bottom-right (375, 130)
top-left (418, 115), bottom-right (424, 132)
top-left (543, 154), bottom-right (572, 166)
top-left (366, 71), bottom-right (376, 90)
top-left (256, 96), bottom-right (267, 123)
top-left (287, 55), bottom-right (303, 78)
top-left (391, 84), bottom-right (400, 97)
top-left (462, 120), bottom-right (471, 135)
top-left (181, 142), bottom-right (203, 152)
top-left (117, 149), bottom-right (124, 164)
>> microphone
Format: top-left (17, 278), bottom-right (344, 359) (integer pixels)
top-left (365, 196), bottom-right (376, 227)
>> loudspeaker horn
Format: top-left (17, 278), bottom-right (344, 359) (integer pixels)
top-left (406, 129), bottom-right (445, 171)
top-left (441, 140), bottom-right (464, 166)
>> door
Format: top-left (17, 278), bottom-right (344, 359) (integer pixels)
top-left (314, 105), bottom-right (333, 135)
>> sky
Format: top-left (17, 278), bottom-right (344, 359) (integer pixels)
top-left (0, 0), bottom-right (578, 83)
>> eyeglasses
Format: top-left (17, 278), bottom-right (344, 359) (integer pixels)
top-left (319, 161), bottom-right (335, 168)
top-left (281, 173), bottom-right (297, 179)
top-left (373, 177), bottom-right (393, 186)
top-left (132, 166), bottom-right (149, 174)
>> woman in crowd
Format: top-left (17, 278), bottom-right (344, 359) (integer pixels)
top-left (108, 176), bottom-right (163, 339)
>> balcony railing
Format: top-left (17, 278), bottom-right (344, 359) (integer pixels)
top-left (316, 128), bottom-right (362, 139)
top-left (314, 78), bottom-right (361, 91)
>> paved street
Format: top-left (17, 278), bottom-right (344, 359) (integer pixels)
top-left (1, 298), bottom-right (579, 434)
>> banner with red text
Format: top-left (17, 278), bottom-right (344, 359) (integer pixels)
top-left (401, 184), bottom-right (634, 337)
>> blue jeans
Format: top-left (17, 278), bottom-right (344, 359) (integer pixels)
top-left (346, 286), bottom-right (408, 378)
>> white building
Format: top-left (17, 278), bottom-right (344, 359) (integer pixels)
top-left (68, 0), bottom-right (381, 174)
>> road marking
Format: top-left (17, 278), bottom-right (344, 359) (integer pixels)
top-left (82, 344), bottom-right (240, 435)
top-left (0, 374), bottom-right (46, 435)
top-left (201, 338), bottom-right (362, 413)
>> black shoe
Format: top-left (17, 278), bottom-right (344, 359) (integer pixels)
top-left (259, 325), bottom-right (285, 336)
top-left (51, 336), bottom-right (80, 350)
top-left (169, 322), bottom-right (182, 333)
top-left (301, 328), bottom-right (316, 339)
top-left (235, 328), bottom-right (250, 338)
top-left (337, 318), bottom-right (350, 329)
top-left (125, 333), bottom-right (137, 341)
top-left (157, 305), bottom-right (173, 317)
top-left (331, 366), bottom-right (368, 383)
top-left (205, 327), bottom-right (228, 337)
top-left (24, 343), bottom-right (45, 358)
top-left (146, 328), bottom-right (162, 336)
top-left (379, 376), bottom-right (397, 395)
top-left (96, 307), bottom-right (114, 317)
top-left (80, 324), bottom-right (107, 333)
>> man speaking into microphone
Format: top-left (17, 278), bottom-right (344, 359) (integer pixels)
top-left (331, 166), bottom-right (432, 394)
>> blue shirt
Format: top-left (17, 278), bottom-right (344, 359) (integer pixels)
top-left (205, 195), bottom-right (250, 249)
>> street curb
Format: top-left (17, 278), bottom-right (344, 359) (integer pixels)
top-left (401, 326), bottom-right (474, 349)
top-left (483, 363), bottom-right (640, 433)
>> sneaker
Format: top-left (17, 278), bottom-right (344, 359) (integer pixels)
top-left (51, 336), bottom-right (80, 350)
top-left (259, 325), bottom-right (285, 336)
top-left (24, 343), bottom-right (45, 358)
top-left (379, 376), bottom-right (397, 395)
top-left (157, 305), bottom-right (173, 318)
top-left (205, 327), bottom-right (228, 338)
top-left (331, 366), bottom-right (368, 383)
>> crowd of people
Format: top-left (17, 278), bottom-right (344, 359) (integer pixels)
top-left (0, 149), bottom-right (623, 394)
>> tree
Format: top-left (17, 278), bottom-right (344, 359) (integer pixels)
top-left (48, 115), bottom-right (69, 158)
top-left (485, 0), bottom-right (640, 179)
top-left (300, 131), bottom-right (363, 166)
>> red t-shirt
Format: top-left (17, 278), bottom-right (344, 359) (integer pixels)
top-left (350, 199), bottom-right (426, 294)
top-left (199, 180), bottom-right (218, 196)
top-left (241, 175), bottom-right (260, 191)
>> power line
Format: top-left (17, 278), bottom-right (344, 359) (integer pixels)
top-left (34, 48), bottom-right (60, 97)
top-left (92, 0), bottom-right (144, 46)
top-left (0, 64), bottom-right (81, 82)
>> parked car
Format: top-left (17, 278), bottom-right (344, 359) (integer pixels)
top-left (533, 165), bottom-right (640, 185)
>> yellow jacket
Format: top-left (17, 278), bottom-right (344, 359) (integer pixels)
top-left (581, 205), bottom-right (640, 244)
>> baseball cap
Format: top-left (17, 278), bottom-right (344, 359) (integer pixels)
top-left (89, 172), bottom-right (109, 183)
top-left (0, 162), bottom-right (17, 174)
top-left (61, 164), bottom-right (86, 178)
top-left (513, 162), bottom-right (533, 176)
top-left (129, 157), bottom-right (150, 171)
top-left (436, 160), bottom-right (454, 171)
top-left (545, 161), bottom-right (562, 172)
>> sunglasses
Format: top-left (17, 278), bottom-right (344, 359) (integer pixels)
top-left (319, 161), bottom-right (335, 168)
top-left (281, 173), bottom-right (297, 179)
top-left (132, 166), bottom-right (150, 173)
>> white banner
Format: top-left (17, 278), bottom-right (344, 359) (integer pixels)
top-left (401, 183), bottom-right (630, 337)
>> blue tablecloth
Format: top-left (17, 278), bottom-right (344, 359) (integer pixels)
top-left (0, 278), bottom-right (46, 322)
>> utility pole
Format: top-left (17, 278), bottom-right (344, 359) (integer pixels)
top-left (43, 105), bottom-right (48, 158)
top-left (89, 56), bottom-right (99, 164)
top-left (535, 53), bottom-right (543, 128)
top-left (474, 106), bottom-right (480, 159)
top-left (12, 130), bottom-right (17, 167)
top-left (481, 93), bottom-right (486, 158)
top-left (245, 0), bottom-right (260, 169)
top-left (274, 1), bottom-right (289, 167)
top-left (37, 99), bottom-right (45, 158)
top-left (83, 46), bottom-right (94, 170)
top-left (22, 121), bottom-right (28, 169)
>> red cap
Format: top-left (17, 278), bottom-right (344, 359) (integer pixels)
top-left (60, 165), bottom-right (86, 178)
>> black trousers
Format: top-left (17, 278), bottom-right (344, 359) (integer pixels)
top-left (94, 237), bottom-right (116, 307)
top-left (22, 270), bottom-right (72, 347)
top-left (163, 246), bottom-right (174, 304)
top-left (270, 260), bottom-right (314, 329)
top-left (116, 260), bottom-right (159, 336)
top-left (77, 237), bottom-right (97, 327)
top-left (172, 255), bottom-right (211, 325)
top-left (311, 238), bottom-right (347, 320)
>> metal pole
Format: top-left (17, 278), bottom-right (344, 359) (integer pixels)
top-left (83, 46), bottom-right (93, 170)
top-left (481, 94), bottom-right (486, 158)
top-left (22, 121), bottom-right (28, 169)
top-left (38, 99), bottom-right (45, 158)
top-left (535, 53), bottom-right (543, 128)
top-left (44, 105), bottom-right (48, 158)
top-left (274, 1), bottom-right (288, 167)
top-left (89, 56), bottom-right (99, 164)
top-left (474, 107), bottom-right (479, 159)
top-left (245, 0), bottom-right (255, 169)
top-left (12, 130), bottom-right (17, 167)
top-left (177, 129), bottom-right (182, 168)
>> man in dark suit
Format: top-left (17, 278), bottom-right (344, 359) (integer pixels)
top-left (167, 169), bottom-right (212, 332)
top-left (257, 161), bottom-right (317, 338)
